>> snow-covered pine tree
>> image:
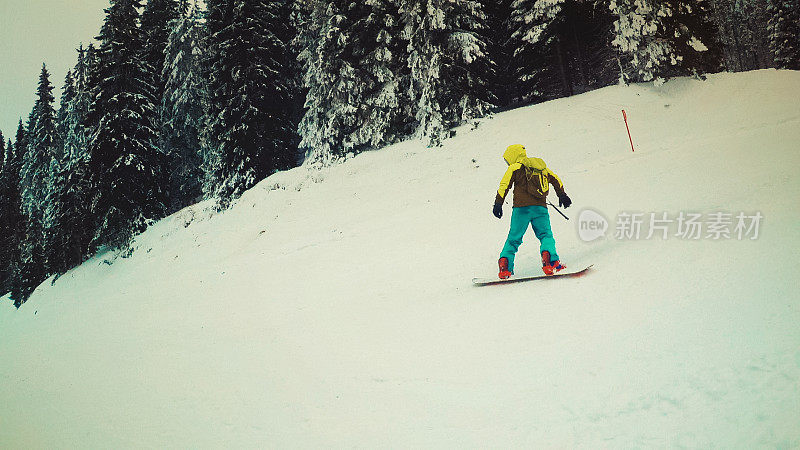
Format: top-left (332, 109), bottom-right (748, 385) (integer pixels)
top-left (0, 134), bottom-right (5, 286)
top-left (743, 0), bottom-right (773, 68)
top-left (142, 0), bottom-right (183, 92)
top-left (13, 120), bottom-right (28, 169)
top-left (87, 0), bottom-right (168, 252)
top-left (359, 0), bottom-right (413, 146)
top-left (43, 69), bottom-right (76, 237)
top-left (401, 0), bottom-right (494, 147)
top-left (65, 45), bottom-right (91, 163)
top-left (4, 139), bottom-right (10, 172)
top-left (0, 123), bottom-right (28, 300)
top-left (83, 43), bottom-right (101, 128)
top-left (610, 0), bottom-right (722, 83)
top-left (25, 74), bottom-right (56, 196)
top-left (481, 0), bottom-right (516, 107)
top-left (292, 0), bottom-right (321, 76)
top-left (671, 0), bottom-right (723, 76)
top-left (718, 0), bottom-right (750, 70)
top-left (610, 0), bottom-right (668, 82)
top-left (41, 145), bottom-right (94, 276)
top-left (142, 0), bottom-right (183, 147)
top-left (767, 0), bottom-right (800, 69)
top-left (42, 46), bottom-right (96, 276)
top-left (16, 65), bottom-right (59, 299)
top-left (510, 0), bottom-right (571, 100)
top-left (291, 0), bottom-right (322, 135)
top-left (0, 134), bottom-right (8, 294)
top-left (162, 4), bottom-right (207, 212)
top-left (6, 122), bottom-right (32, 306)
top-left (23, 66), bottom-right (59, 216)
top-left (712, 0), bottom-right (772, 71)
top-left (0, 127), bottom-right (27, 300)
top-left (55, 71), bottom-right (76, 159)
top-left (294, 0), bottom-right (341, 163)
top-left (41, 69), bottom-right (76, 275)
top-left (585, 1), bottom-right (622, 88)
top-left (297, 0), bottom-right (409, 163)
top-left (0, 135), bottom-right (11, 295)
top-left (203, 0), bottom-right (299, 208)
top-left (0, 131), bottom-right (4, 174)
top-left (510, 0), bottom-right (631, 101)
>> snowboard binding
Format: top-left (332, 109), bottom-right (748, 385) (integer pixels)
top-left (498, 257), bottom-right (513, 279)
top-left (541, 251), bottom-right (566, 276)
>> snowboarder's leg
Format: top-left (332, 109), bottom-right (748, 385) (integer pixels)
top-left (529, 206), bottom-right (559, 263)
top-left (500, 206), bottom-right (532, 273)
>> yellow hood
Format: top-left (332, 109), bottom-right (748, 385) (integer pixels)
top-left (503, 144), bottom-right (546, 170)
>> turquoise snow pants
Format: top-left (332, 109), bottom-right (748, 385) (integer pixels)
top-left (500, 205), bottom-right (558, 272)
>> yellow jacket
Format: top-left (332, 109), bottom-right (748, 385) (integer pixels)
top-left (495, 144), bottom-right (565, 208)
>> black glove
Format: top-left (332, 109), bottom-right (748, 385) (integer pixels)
top-left (493, 203), bottom-right (503, 219)
top-left (558, 192), bottom-right (572, 208)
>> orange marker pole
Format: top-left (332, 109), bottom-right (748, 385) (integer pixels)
top-left (622, 109), bottom-right (635, 152)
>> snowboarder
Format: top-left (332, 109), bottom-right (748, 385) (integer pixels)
top-left (493, 144), bottom-right (572, 279)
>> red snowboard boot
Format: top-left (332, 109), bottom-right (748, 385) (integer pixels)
top-left (541, 251), bottom-right (566, 276)
top-left (498, 257), bottom-right (513, 279)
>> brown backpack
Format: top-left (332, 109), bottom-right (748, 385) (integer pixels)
top-left (524, 166), bottom-right (549, 199)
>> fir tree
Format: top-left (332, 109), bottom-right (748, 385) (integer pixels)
top-left (1, 126), bottom-right (27, 300)
top-left (16, 65), bottom-right (59, 299)
top-left (510, 0), bottom-right (571, 100)
top-left (743, 0), bottom-right (773, 69)
top-left (357, 0), bottom-right (412, 147)
top-left (510, 1), bottom-right (623, 101)
top-left (584, 1), bottom-right (621, 89)
top-left (672, 0), bottom-right (723, 76)
top-left (43, 46), bottom-right (96, 276)
top-left (141, 0), bottom-right (187, 84)
top-left (482, 0), bottom-right (516, 107)
top-left (55, 71), bottom-right (76, 157)
top-left (41, 146), bottom-right (94, 276)
top-left (142, 0), bottom-right (183, 167)
top-left (141, 0), bottom-right (183, 96)
top-left (767, 0), bottom-right (800, 69)
top-left (298, 0), bottom-right (409, 163)
top-left (14, 120), bottom-right (28, 165)
top-left (203, 0), bottom-right (300, 208)
top-left (400, 0), bottom-right (494, 146)
top-left (4, 122), bottom-right (31, 304)
top-left (41, 70), bottom-right (76, 276)
top-left (65, 45), bottom-right (92, 163)
top-left (610, 0), bottom-right (722, 83)
top-left (87, 0), bottom-right (168, 252)
top-left (712, 0), bottom-right (772, 71)
top-left (291, 0), bottom-right (327, 140)
top-left (162, 4), bottom-right (208, 212)
top-left (0, 133), bottom-right (6, 293)
top-left (83, 43), bottom-right (102, 133)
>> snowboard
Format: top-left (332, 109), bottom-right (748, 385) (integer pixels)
top-left (472, 265), bottom-right (593, 286)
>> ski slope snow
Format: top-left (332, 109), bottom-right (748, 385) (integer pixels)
top-left (2, 69), bottom-right (799, 447)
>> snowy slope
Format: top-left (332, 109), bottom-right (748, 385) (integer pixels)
top-left (2, 69), bottom-right (800, 448)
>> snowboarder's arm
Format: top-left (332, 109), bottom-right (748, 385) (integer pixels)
top-left (495, 163), bottom-right (521, 204)
top-left (547, 168), bottom-right (572, 207)
top-left (546, 168), bottom-right (566, 197)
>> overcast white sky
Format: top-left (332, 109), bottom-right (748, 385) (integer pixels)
top-left (0, 0), bottom-right (108, 140)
